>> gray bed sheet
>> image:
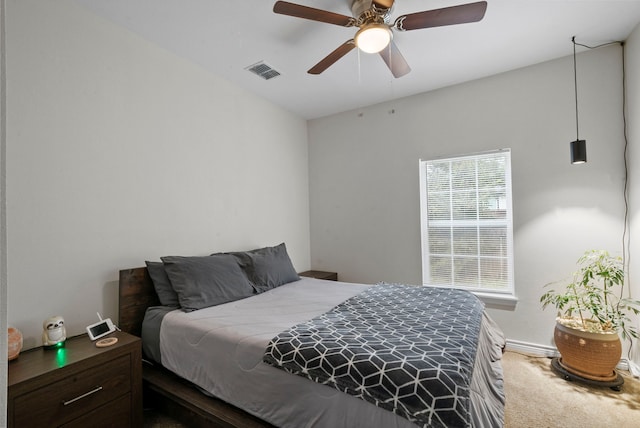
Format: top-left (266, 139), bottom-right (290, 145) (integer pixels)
top-left (142, 278), bottom-right (505, 428)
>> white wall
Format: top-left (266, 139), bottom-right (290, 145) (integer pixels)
top-left (626, 23), bottom-right (640, 369)
top-left (308, 45), bottom-right (628, 348)
top-left (5, 0), bottom-right (310, 349)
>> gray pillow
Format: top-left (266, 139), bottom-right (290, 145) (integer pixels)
top-left (231, 243), bottom-right (300, 293)
top-left (145, 261), bottom-right (180, 308)
top-left (161, 254), bottom-right (255, 312)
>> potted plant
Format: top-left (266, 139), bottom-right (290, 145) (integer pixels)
top-left (540, 249), bottom-right (640, 382)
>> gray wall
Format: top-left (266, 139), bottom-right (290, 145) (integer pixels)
top-left (308, 41), bottom-right (635, 350)
top-left (5, 0), bottom-right (310, 348)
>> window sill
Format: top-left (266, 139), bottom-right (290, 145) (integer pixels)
top-left (472, 291), bottom-right (518, 310)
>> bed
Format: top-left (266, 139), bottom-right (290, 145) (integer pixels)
top-left (119, 244), bottom-right (506, 428)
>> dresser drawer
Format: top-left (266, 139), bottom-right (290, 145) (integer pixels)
top-left (13, 354), bottom-right (131, 428)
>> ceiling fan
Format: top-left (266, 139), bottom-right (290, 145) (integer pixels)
top-left (273, 0), bottom-right (487, 78)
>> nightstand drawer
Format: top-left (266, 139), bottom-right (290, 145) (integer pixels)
top-left (13, 354), bottom-right (131, 428)
top-left (61, 393), bottom-right (131, 428)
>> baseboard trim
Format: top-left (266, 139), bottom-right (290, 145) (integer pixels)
top-left (505, 339), bottom-right (558, 357)
top-left (617, 359), bottom-right (630, 371)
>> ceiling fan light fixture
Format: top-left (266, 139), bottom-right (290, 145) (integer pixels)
top-left (355, 23), bottom-right (392, 53)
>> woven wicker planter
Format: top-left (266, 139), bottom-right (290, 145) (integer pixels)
top-left (554, 319), bottom-right (621, 382)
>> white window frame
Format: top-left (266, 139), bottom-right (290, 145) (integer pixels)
top-left (419, 149), bottom-right (516, 302)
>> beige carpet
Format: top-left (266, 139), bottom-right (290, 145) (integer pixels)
top-left (145, 351), bottom-right (640, 427)
top-left (503, 351), bottom-right (640, 428)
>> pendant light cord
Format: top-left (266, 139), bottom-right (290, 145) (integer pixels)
top-left (572, 37), bottom-right (579, 141)
top-left (620, 42), bottom-right (629, 295)
top-left (572, 37), bottom-right (628, 275)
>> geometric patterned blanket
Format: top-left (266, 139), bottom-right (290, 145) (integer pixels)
top-left (263, 283), bottom-right (484, 428)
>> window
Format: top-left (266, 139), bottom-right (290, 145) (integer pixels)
top-left (419, 150), bottom-right (514, 297)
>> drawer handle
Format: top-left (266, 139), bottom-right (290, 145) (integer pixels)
top-left (62, 386), bottom-right (103, 406)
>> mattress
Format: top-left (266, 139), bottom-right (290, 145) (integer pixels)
top-left (144, 278), bottom-right (505, 428)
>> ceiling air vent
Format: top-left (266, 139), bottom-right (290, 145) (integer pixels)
top-left (246, 61), bottom-right (281, 80)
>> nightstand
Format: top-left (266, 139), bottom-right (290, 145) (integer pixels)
top-left (299, 270), bottom-right (338, 281)
top-left (7, 331), bottom-right (142, 428)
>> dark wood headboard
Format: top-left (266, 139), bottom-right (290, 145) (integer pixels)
top-left (118, 267), bottom-right (160, 337)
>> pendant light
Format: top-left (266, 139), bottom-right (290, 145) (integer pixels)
top-left (570, 36), bottom-right (587, 164)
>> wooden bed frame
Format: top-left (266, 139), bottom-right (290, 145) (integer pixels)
top-left (118, 267), bottom-right (274, 428)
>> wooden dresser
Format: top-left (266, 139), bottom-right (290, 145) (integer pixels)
top-left (7, 331), bottom-right (142, 428)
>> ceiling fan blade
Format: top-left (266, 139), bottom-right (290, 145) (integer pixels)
top-left (308, 40), bottom-right (356, 75)
top-left (373, 0), bottom-right (395, 10)
top-left (378, 40), bottom-right (411, 78)
top-left (394, 1), bottom-right (487, 31)
top-left (273, 1), bottom-right (356, 27)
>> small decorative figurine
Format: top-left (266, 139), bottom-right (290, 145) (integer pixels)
top-left (8, 327), bottom-right (23, 360)
top-left (42, 315), bottom-right (66, 348)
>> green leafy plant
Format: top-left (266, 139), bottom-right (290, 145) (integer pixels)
top-left (540, 249), bottom-right (640, 340)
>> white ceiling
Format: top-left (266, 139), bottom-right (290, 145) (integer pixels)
top-left (72, 0), bottom-right (640, 119)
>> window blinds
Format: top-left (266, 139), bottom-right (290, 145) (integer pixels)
top-left (419, 150), bottom-right (514, 293)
